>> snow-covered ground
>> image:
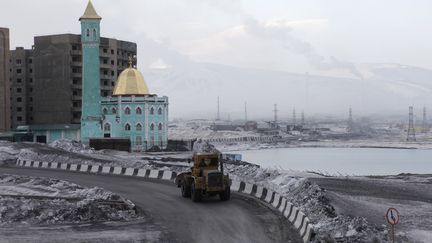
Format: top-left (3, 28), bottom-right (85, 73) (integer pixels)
top-left (0, 174), bottom-right (137, 225)
top-left (1, 139), bottom-right (431, 242)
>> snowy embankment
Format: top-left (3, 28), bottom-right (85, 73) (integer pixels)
top-left (226, 164), bottom-right (387, 242)
top-left (0, 174), bottom-right (137, 225)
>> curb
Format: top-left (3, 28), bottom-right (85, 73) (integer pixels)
top-left (15, 157), bottom-right (314, 242)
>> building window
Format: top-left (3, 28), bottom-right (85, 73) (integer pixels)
top-left (29, 78), bottom-right (33, 83)
top-left (17, 116), bottom-right (22, 122)
top-left (103, 48), bottom-right (107, 53)
top-left (29, 88), bottom-right (33, 92)
top-left (111, 60), bottom-right (114, 65)
top-left (136, 107), bottom-right (142, 115)
top-left (17, 97), bottom-right (22, 102)
top-left (159, 136), bottom-right (163, 146)
top-left (103, 59), bottom-right (108, 64)
top-left (158, 107), bottom-right (162, 115)
top-left (93, 29), bottom-right (97, 39)
top-left (158, 123), bottom-right (163, 130)
top-left (73, 102), bottom-right (79, 107)
top-left (150, 123), bottom-right (155, 131)
top-left (29, 107), bottom-right (33, 111)
top-left (125, 123), bottom-right (131, 131)
top-left (112, 107), bottom-right (117, 114)
top-left (28, 58), bottom-right (32, 64)
top-left (102, 107), bottom-right (108, 115)
top-left (72, 45), bottom-right (78, 50)
top-left (16, 69), bottom-right (21, 74)
top-left (150, 136), bottom-right (154, 146)
top-left (111, 49), bottom-right (114, 54)
top-left (17, 78), bottom-right (22, 83)
top-left (125, 107), bottom-right (131, 115)
top-left (16, 59), bottom-right (22, 65)
top-left (17, 88), bottom-right (22, 93)
top-left (136, 136), bottom-right (142, 146)
top-left (104, 123), bottom-right (111, 132)
top-left (150, 107), bottom-right (154, 115)
top-left (17, 107), bottom-right (22, 112)
top-left (29, 97), bottom-right (33, 102)
top-left (29, 68), bottom-right (33, 73)
top-left (136, 123), bottom-right (142, 131)
top-left (86, 29), bottom-right (90, 37)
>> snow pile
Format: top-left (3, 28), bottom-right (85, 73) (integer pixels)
top-left (0, 174), bottom-right (138, 225)
top-left (49, 139), bottom-right (95, 154)
top-left (0, 141), bottom-right (21, 163)
top-left (225, 163), bottom-right (387, 242)
top-left (192, 139), bottom-right (220, 154)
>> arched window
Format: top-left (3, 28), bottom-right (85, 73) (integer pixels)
top-left (125, 107), bottom-right (131, 115)
top-left (104, 123), bottom-right (111, 132)
top-left (136, 123), bottom-right (142, 131)
top-left (102, 107), bottom-right (108, 115)
top-left (93, 29), bottom-right (97, 40)
top-left (86, 29), bottom-right (90, 37)
top-left (112, 107), bottom-right (117, 114)
top-left (150, 107), bottom-right (154, 115)
top-left (136, 107), bottom-right (142, 115)
top-left (158, 123), bottom-right (163, 130)
top-left (125, 123), bottom-right (131, 131)
top-left (158, 107), bottom-right (162, 115)
top-left (136, 136), bottom-right (142, 146)
top-left (150, 123), bottom-right (155, 131)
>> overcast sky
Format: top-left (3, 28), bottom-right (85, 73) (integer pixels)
top-left (1, 0), bottom-right (431, 74)
top-left (1, 0), bottom-right (432, 119)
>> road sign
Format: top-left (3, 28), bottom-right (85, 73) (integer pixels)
top-left (386, 208), bottom-right (400, 225)
top-left (386, 207), bottom-right (400, 243)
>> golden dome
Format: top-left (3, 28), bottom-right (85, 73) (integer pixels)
top-left (113, 66), bottom-right (150, 96)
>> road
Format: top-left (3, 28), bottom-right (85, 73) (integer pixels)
top-left (0, 166), bottom-right (302, 243)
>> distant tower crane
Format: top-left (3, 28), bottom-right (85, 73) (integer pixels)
top-left (407, 106), bottom-right (416, 142)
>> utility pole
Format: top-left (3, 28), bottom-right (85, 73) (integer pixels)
top-left (217, 96), bottom-right (220, 120)
top-left (273, 104), bottom-right (278, 123)
top-left (301, 111), bottom-right (305, 126)
top-left (292, 108), bottom-right (296, 125)
top-left (244, 101), bottom-right (248, 122)
top-left (347, 106), bottom-right (353, 132)
top-left (422, 106), bottom-right (428, 133)
top-left (407, 106), bottom-right (416, 142)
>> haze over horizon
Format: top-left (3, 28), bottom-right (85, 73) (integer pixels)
top-left (2, 0), bottom-right (431, 120)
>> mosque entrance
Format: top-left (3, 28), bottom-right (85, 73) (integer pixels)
top-left (104, 133), bottom-right (111, 138)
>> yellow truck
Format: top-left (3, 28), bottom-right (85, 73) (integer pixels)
top-left (176, 152), bottom-right (231, 202)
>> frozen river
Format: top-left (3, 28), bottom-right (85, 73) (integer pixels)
top-left (232, 147), bottom-right (432, 175)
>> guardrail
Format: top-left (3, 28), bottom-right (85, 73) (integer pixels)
top-left (15, 157), bottom-right (314, 242)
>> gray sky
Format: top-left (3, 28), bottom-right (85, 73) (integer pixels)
top-left (2, 0), bottom-right (431, 73)
top-left (1, 0), bottom-right (431, 119)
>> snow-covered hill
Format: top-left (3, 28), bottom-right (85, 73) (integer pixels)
top-left (142, 62), bottom-right (432, 119)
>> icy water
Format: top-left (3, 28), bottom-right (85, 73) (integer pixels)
top-left (233, 147), bottom-right (432, 175)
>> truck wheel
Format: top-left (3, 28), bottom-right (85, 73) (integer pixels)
top-left (220, 187), bottom-right (230, 201)
top-left (191, 183), bottom-right (202, 202)
top-left (181, 180), bottom-right (191, 198)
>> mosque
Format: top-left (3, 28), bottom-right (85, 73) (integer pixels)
top-left (79, 1), bottom-right (169, 151)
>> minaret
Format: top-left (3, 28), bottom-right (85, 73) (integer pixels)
top-left (79, 0), bottom-right (103, 144)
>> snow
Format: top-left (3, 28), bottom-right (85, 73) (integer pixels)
top-left (0, 174), bottom-right (138, 225)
